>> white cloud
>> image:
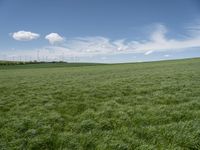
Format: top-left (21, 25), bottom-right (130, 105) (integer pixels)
top-left (113, 39), bottom-right (128, 51)
top-left (10, 24), bottom-right (200, 55)
top-left (164, 54), bottom-right (170, 57)
top-left (3, 23), bottom-right (200, 62)
top-left (45, 33), bottom-right (64, 44)
top-left (64, 36), bottom-right (115, 54)
top-left (12, 31), bottom-right (40, 41)
top-left (124, 24), bottom-right (200, 53)
top-left (150, 24), bottom-right (167, 43)
top-left (145, 50), bottom-right (153, 55)
top-left (60, 24), bottom-right (200, 55)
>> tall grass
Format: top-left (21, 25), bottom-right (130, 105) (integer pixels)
top-left (0, 58), bottom-right (200, 149)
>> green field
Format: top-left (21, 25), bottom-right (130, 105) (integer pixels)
top-left (0, 58), bottom-right (200, 149)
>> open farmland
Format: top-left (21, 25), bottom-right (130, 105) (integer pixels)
top-left (0, 58), bottom-right (200, 149)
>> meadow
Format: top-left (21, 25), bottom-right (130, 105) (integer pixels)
top-left (0, 58), bottom-right (200, 150)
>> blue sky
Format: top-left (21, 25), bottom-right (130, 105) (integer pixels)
top-left (0, 0), bottom-right (200, 63)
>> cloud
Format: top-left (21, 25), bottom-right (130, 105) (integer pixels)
top-left (3, 23), bottom-right (200, 62)
top-left (124, 24), bottom-right (200, 53)
top-left (11, 24), bottom-right (200, 55)
top-left (12, 31), bottom-right (40, 41)
top-left (45, 33), bottom-right (64, 44)
top-left (61, 24), bottom-right (200, 55)
top-left (164, 54), bottom-right (170, 57)
top-left (64, 36), bottom-right (115, 54)
top-left (150, 24), bottom-right (167, 43)
top-left (144, 50), bottom-right (153, 55)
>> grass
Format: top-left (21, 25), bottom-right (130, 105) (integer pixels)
top-left (0, 58), bottom-right (200, 149)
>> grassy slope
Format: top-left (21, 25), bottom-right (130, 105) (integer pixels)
top-left (0, 58), bottom-right (200, 149)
